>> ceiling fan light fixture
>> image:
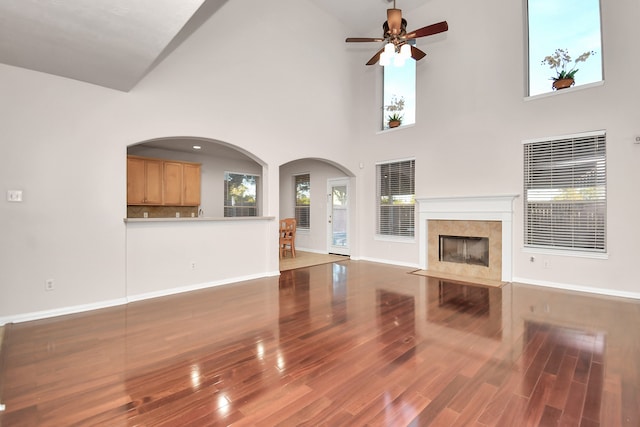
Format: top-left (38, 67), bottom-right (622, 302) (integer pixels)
top-left (400, 43), bottom-right (411, 58)
top-left (393, 55), bottom-right (406, 67)
top-left (345, 3), bottom-right (448, 67)
top-left (379, 51), bottom-right (391, 66)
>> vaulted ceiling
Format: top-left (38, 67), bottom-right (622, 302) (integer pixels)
top-left (0, 0), bottom-right (428, 91)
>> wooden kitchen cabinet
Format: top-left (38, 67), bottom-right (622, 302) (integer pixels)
top-left (127, 156), bottom-right (201, 207)
top-left (183, 163), bottom-right (201, 206)
top-left (127, 156), bottom-right (163, 205)
top-left (163, 162), bottom-right (183, 206)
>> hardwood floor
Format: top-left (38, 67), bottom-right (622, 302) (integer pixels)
top-left (0, 261), bottom-right (638, 426)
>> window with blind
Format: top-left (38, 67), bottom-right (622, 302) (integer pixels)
top-left (523, 131), bottom-right (606, 252)
top-left (294, 173), bottom-right (310, 229)
top-left (224, 172), bottom-right (258, 217)
top-left (376, 159), bottom-right (415, 237)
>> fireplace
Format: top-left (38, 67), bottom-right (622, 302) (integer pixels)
top-left (416, 195), bottom-right (518, 282)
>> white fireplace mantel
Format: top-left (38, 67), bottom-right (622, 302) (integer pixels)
top-left (416, 195), bottom-right (519, 281)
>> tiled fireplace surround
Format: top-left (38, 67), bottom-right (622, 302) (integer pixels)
top-left (417, 195), bottom-right (519, 282)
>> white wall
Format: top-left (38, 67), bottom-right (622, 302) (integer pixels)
top-left (126, 219), bottom-right (273, 299)
top-left (0, 0), bottom-right (359, 322)
top-left (353, 0), bottom-right (640, 296)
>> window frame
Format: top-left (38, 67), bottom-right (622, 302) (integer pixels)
top-left (223, 171), bottom-right (259, 217)
top-left (523, 130), bottom-right (607, 255)
top-left (382, 46), bottom-right (416, 130)
top-left (525, 0), bottom-right (604, 97)
top-left (376, 158), bottom-right (416, 239)
top-left (294, 173), bottom-right (310, 230)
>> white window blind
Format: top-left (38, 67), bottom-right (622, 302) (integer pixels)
top-left (524, 132), bottom-right (606, 252)
top-left (294, 173), bottom-right (310, 229)
top-left (377, 159), bottom-right (415, 237)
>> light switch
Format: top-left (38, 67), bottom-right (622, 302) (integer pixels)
top-left (7, 190), bottom-right (23, 202)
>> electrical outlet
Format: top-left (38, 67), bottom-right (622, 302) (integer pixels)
top-left (45, 279), bottom-right (55, 291)
top-left (190, 262), bottom-right (196, 270)
top-left (7, 190), bottom-right (22, 202)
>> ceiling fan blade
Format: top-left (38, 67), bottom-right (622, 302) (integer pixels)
top-left (345, 37), bottom-right (385, 43)
top-left (386, 8), bottom-right (403, 34)
top-left (366, 48), bottom-right (384, 66)
top-left (406, 21), bottom-right (448, 39)
top-left (410, 45), bottom-right (427, 61)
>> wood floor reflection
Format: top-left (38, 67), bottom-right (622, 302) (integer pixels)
top-left (1, 261), bottom-right (639, 426)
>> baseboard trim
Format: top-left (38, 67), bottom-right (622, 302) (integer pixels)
top-left (295, 247), bottom-right (326, 255)
top-left (0, 298), bottom-right (128, 326)
top-left (126, 273), bottom-right (273, 303)
top-left (5, 270), bottom-right (636, 326)
top-left (0, 272), bottom-right (281, 326)
top-left (511, 276), bottom-right (640, 300)
top-left (358, 256), bottom-right (420, 269)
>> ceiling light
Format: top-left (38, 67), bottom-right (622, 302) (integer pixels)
top-left (192, 145), bottom-right (202, 150)
top-left (400, 44), bottom-right (411, 58)
top-left (379, 52), bottom-right (391, 66)
top-left (379, 42), bottom-right (411, 67)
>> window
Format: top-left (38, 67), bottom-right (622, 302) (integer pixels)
top-left (527, 0), bottom-right (603, 96)
top-left (523, 131), bottom-right (606, 252)
top-left (383, 54), bottom-right (416, 129)
top-left (294, 173), bottom-right (310, 229)
top-left (376, 159), bottom-right (415, 237)
top-left (224, 172), bottom-right (258, 217)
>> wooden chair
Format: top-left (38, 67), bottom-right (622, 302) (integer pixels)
top-left (279, 218), bottom-right (297, 258)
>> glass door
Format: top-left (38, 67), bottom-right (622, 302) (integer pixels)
top-left (327, 179), bottom-right (349, 255)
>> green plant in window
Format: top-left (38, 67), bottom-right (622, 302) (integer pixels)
top-left (387, 113), bottom-right (403, 124)
top-left (541, 48), bottom-right (595, 81)
top-left (384, 95), bottom-right (405, 128)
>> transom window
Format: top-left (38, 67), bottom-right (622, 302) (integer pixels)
top-left (382, 55), bottom-right (416, 129)
top-left (376, 159), bottom-right (415, 237)
top-left (224, 172), bottom-right (258, 217)
top-left (527, 0), bottom-right (603, 96)
top-left (523, 131), bottom-right (606, 252)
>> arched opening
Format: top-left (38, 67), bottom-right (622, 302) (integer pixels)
top-left (279, 158), bottom-right (356, 258)
top-left (127, 136), bottom-right (267, 218)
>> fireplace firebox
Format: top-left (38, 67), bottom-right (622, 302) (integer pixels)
top-left (439, 235), bottom-right (489, 267)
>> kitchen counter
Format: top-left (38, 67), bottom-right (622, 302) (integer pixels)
top-left (123, 216), bottom-right (275, 223)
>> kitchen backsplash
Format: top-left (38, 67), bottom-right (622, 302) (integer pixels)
top-left (127, 205), bottom-right (198, 218)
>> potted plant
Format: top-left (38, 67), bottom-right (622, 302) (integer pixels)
top-left (387, 113), bottom-right (403, 128)
top-left (541, 48), bottom-right (595, 90)
top-left (384, 95), bottom-right (405, 128)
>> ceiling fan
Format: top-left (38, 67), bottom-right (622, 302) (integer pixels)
top-left (345, 0), bottom-right (448, 66)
